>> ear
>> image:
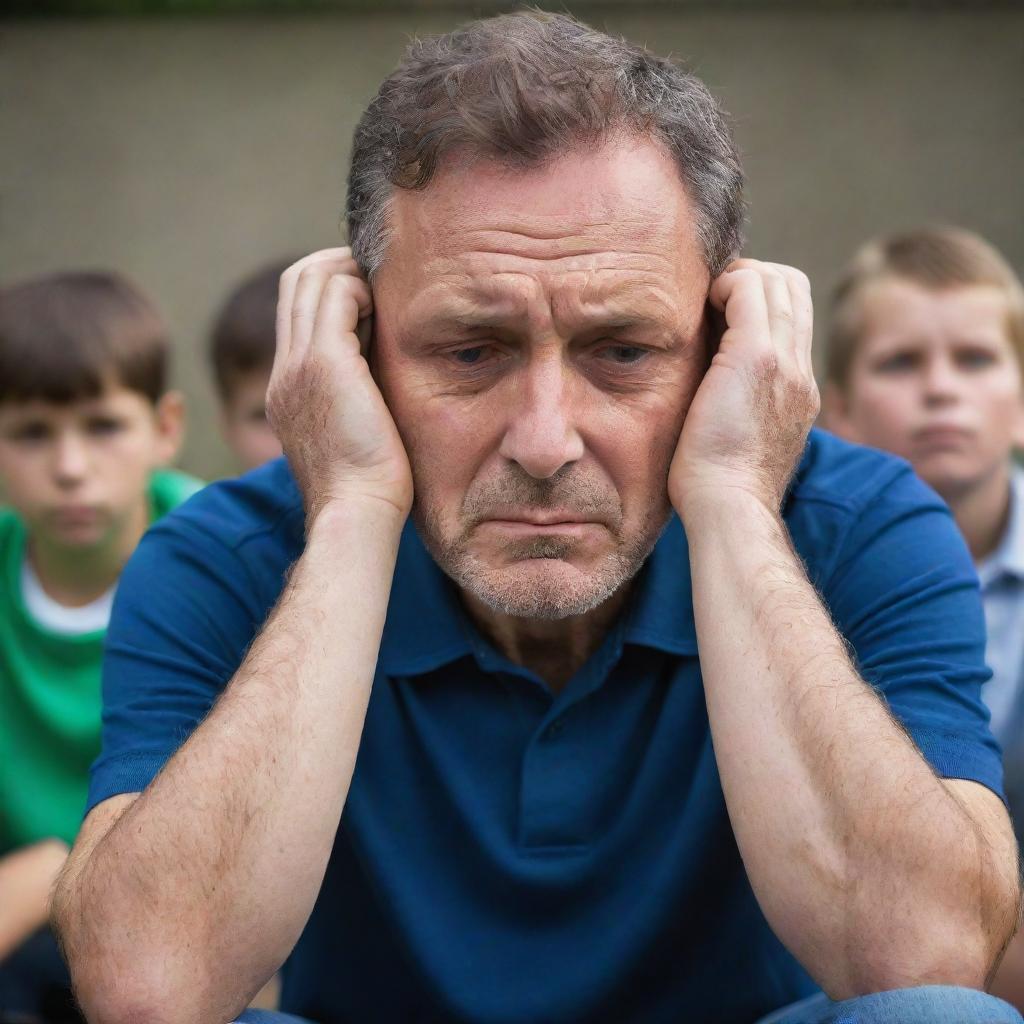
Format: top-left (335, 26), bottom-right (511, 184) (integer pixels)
top-left (152, 390), bottom-right (186, 466)
top-left (820, 380), bottom-right (859, 442)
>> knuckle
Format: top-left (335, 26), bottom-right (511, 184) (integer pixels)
top-left (296, 263), bottom-right (323, 285)
top-left (326, 272), bottom-right (355, 293)
top-left (789, 268), bottom-right (811, 292)
top-left (727, 267), bottom-right (759, 293)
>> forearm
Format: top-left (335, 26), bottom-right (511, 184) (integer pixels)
top-left (54, 500), bottom-right (403, 1022)
top-left (0, 839), bottom-right (68, 961)
top-left (685, 494), bottom-right (1010, 995)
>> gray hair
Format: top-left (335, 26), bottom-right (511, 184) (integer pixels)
top-left (345, 10), bottom-right (745, 279)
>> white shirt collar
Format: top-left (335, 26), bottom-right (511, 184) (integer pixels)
top-left (20, 557), bottom-right (115, 635)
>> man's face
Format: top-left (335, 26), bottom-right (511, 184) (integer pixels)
top-left (0, 383), bottom-right (179, 551)
top-left (832, 278), bottom-right (1024, 502)
top-left (221, 367), bottom-right (282, 471)
top-left (371, 138), bottom-right (710, 619)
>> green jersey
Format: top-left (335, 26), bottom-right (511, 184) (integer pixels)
top-left (0, 469), bottom-right (203, 853)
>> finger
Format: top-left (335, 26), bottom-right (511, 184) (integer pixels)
top-left (773, 264), bottom-right (814, 377)
top-left (276, 247), bottom-right (357, 363)
top-left (708, 266), bottom-right (772, 362)
top-left (287, 255), bottom-right (365, 362)
top-left (726, 259), bottom-right (794, 352)
top-left (760, 267), bottom-right (795, 358)
top-left (311, 272), bottom-right (374, 363)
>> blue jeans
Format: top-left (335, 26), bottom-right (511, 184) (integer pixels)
top-left (235, 1013), bottom-right (313, 1023)
top-left (235, 1014), bottom-right (313, 1024)
top-left (754, 985), bottom-right (1023, 1023)
top-left (235, 986), bottom-right (1023, 1024)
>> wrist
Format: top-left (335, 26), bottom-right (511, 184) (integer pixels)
top-left (306, 491), bottom-right (409, 542)
top-left (673, 477), bottom-right (782, 531)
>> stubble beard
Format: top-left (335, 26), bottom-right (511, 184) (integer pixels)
top-left (412, 470), bottom-right (672, 620)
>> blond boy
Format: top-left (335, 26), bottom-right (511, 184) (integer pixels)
top-left (824, 226), bottom-right (1024, 1005)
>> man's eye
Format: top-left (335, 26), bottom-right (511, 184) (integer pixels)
top-left (600, 345), bottom-right (648, 365)
top-left (452, 347), bottom-right (489, 366)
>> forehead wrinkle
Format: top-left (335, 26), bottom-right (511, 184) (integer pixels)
top-left (406, 271), bottom-right (545, 333)
top-left (552, 274), bottom-right (679, 332)
top-left (408, 260), bottom-right (702, 345)
top-left (439, 231), bottom-right (682, 275)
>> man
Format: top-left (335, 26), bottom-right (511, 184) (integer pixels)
top-left (52, 12), bottom-right (1019, 1024)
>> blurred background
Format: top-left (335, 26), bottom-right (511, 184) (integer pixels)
top-left (2, 0), bottom-right (1022, 481)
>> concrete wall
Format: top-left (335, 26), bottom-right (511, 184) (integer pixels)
top-left (3, 8), bottom-right (1022, 480)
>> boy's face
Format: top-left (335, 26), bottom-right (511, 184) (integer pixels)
top-left (220, 368), bottom-right (281, 471)
top-left (829, 278), bottom-right (1024, 501)
top-left (0, 382), bottom-right (183, 551)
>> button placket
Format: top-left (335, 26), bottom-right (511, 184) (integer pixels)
top-left (543, 716), bottom-right (566, 740)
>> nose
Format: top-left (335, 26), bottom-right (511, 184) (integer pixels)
top-left (498, 352), bottom-right (585, 480)
top-left (51, 430), bottom-right (89, 489)
top-left (921, 354), bottom-right (962, 406)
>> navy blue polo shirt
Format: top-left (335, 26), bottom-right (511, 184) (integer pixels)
top-left (88, 429), bottom-right (1003, 1024)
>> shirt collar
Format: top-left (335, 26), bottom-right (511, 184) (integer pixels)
top-left (623, 515), bottom-right (698, 654)
top-left (980, 465), bottom-right (1024, 585)
top-left (378, 521), bottom-right (473, 676)
top-left (378, 514), bottom-right (699, 677)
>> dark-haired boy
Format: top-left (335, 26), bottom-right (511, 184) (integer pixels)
top-left (0, 270), bottom-right (201, 1018)
top-left (210, 261), bottom-right (288, 471)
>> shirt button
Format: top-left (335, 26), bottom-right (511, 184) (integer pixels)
top-left (544, 717), bottom-right (565, 740)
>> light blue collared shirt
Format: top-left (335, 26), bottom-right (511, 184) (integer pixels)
top-left (977, 466), bottom-right (1024, 745)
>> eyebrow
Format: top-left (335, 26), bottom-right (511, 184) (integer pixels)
top-left (412, 294), bottom-right (686, 335)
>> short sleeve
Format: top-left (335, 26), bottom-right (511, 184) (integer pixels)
top-left (87, 513), bottom-right (279, 814)
top-left (821, 467), bottom-right (1004, 799)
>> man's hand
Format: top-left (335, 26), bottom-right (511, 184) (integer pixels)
top-left (678, 258), bottom-right (1019, 994)
top-left (668, 259), bottom-right (819, 520)
top-left (269, 248), bottom-right (413, 526)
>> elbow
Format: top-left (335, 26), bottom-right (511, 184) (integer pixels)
top-left (982, 871), bottom-right (1024, 986)
top-left (62, 951), bottom-right (222, 1024)
top-left (835, 876), bottom-right (1022, 998)
top-left (52, 884), bottom-right (206, 1024)
top-left (851, 937), bottom-right (996, 996)
top-left (56, 949), bottom-right (167, 1024)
